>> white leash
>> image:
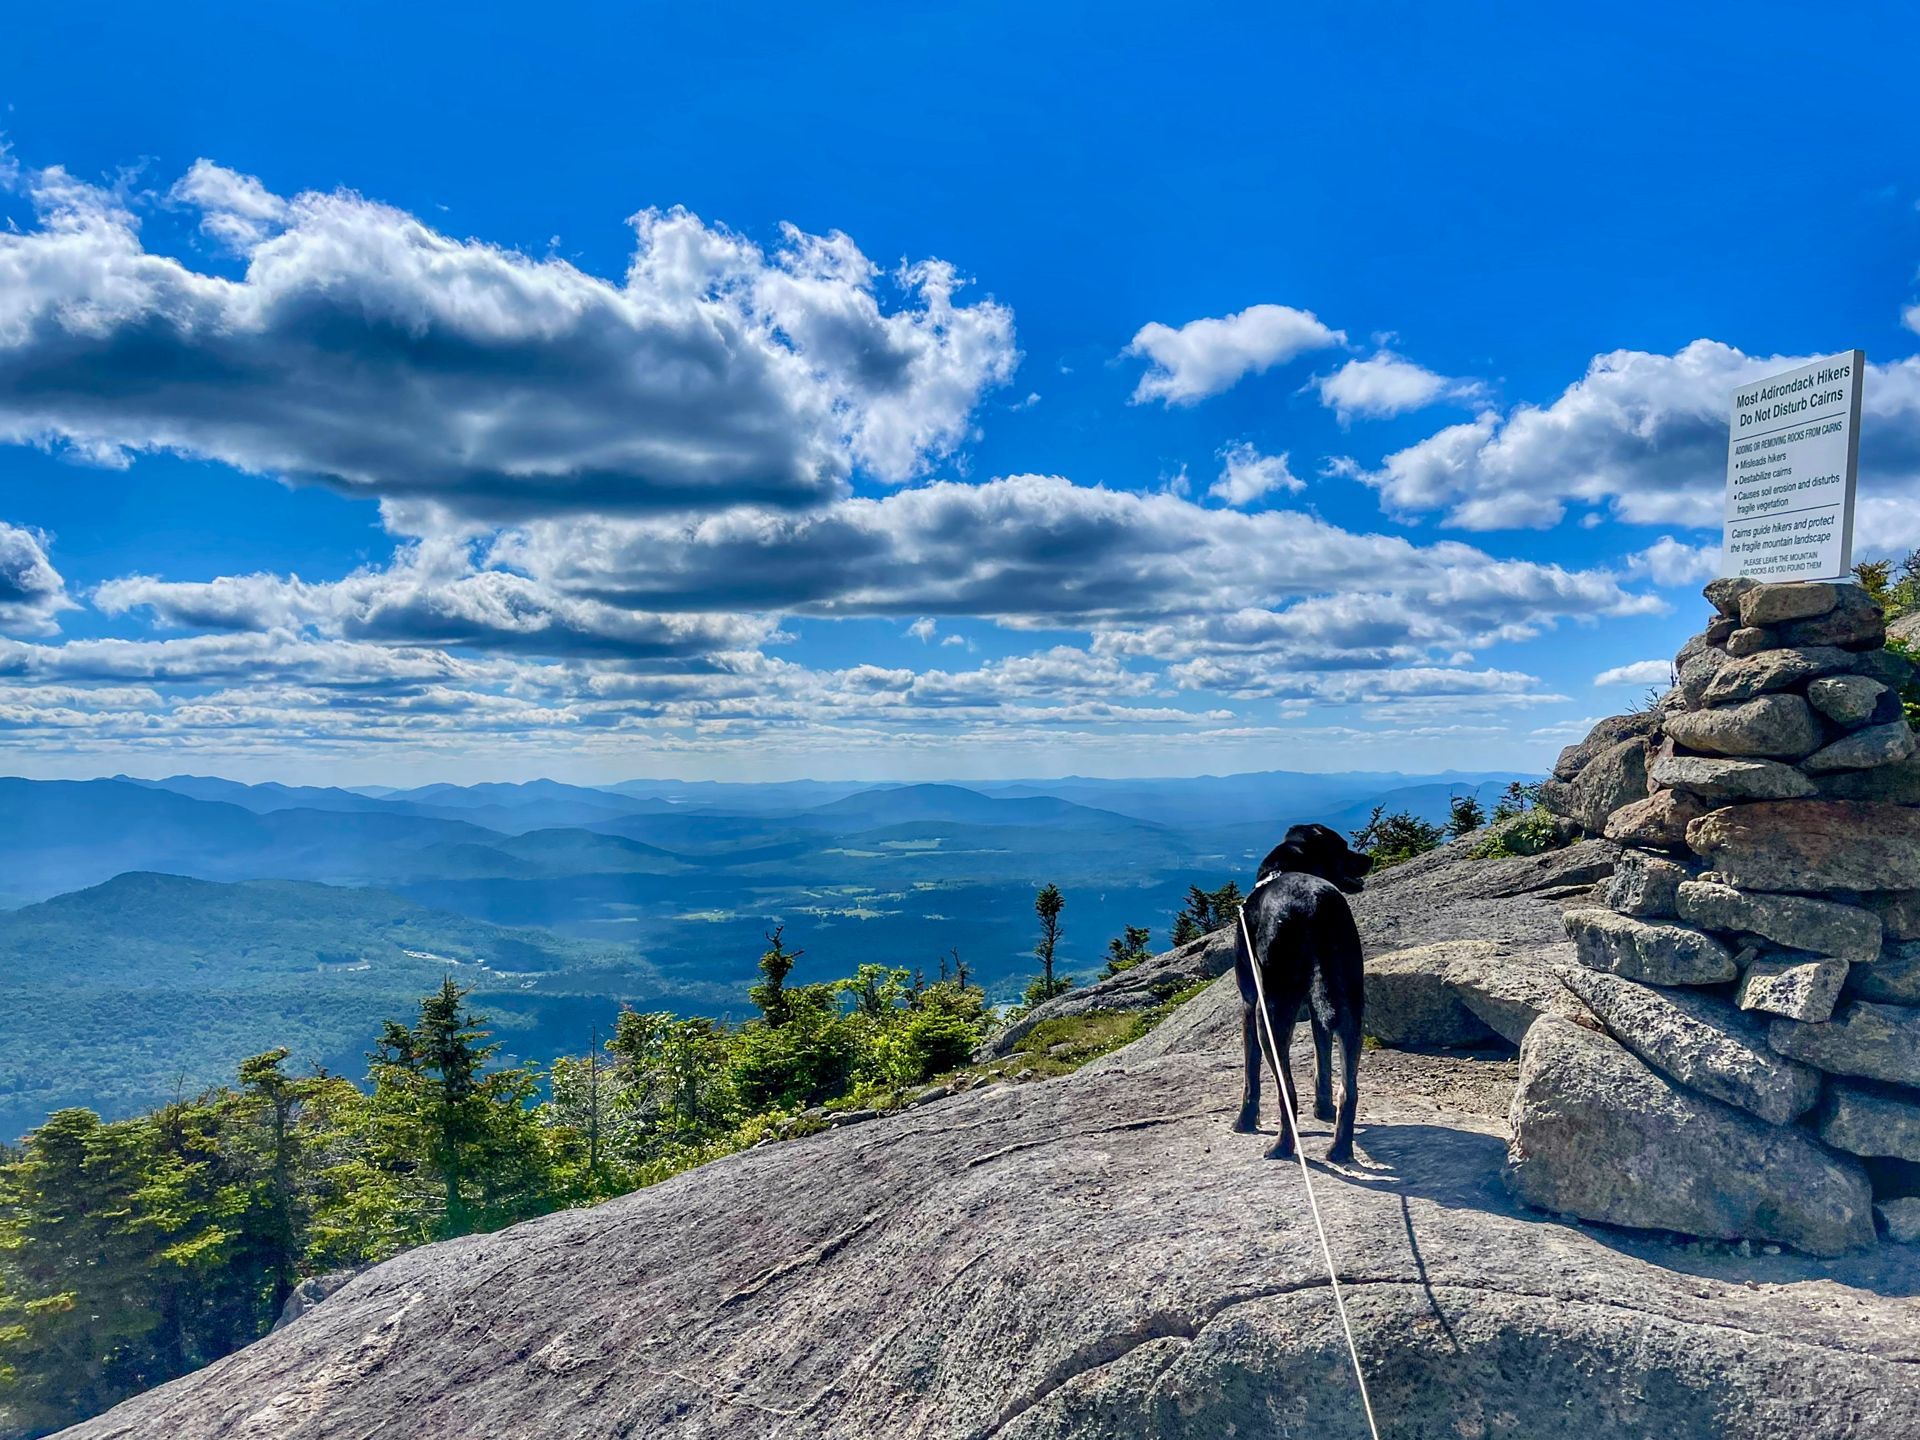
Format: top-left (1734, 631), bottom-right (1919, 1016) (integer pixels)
top-left (1238, 903), bottom-right (1381, 1440)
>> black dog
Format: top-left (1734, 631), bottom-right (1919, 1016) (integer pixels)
top-left (1232, 823), bottom-right (1371, 1163)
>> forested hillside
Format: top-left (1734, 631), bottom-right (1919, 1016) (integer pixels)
top-left (0, 874), bottom-right (700, 1137)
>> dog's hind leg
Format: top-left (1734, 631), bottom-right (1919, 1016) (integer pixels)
top-left (1233, 1000), bottom-right (1262, 1133)
top-left (1308, 1007), bottom-right (1336, 1123)
top-left (1327, 1010), bottom-right (1362, 1164)
top-left (1263, 1004), bottom-right (1301, 1162)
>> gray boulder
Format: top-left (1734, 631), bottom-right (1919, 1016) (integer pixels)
top-left (1851, 940), bottom-right (1920, 1004)
top-left (1817, 1083), bottom-right (1920, 1162)
top-left (1808, 674), bottom-right (1888, 726)
top-left (1880, 1197), bottom-right (1920, 1244)
top-left (1802, 720), bottom-right (1917, 773)
top-left (1776, 585), bottom-right (1885, 650)
top-left (1673, 881), bottom-right (1881, 963)
top-left (1674, 647), bottom-right (1731, 708)
top-left (1649, 754), bottom-right (1815, 802)
top-left (1735, 953), bottom-right (1850, 1024)
top-left (1438, 941), bottom-right (1598, 1044)
top-left (1563, 908), bottom-right (1737, 985)
top-left (1818, 758), bottom-right (1920, 803)
top-left (1686, 800), bottom-right (1920, 893)
top-left (1770, 1001), bottom-right (1920, 1086)
top-left (1700, 646), bottom-right (1854, 705)
top-left (1603, 789), bottom-right (1707, 849)
top-left (1363, 942), bottom-right (1501, 1048)
top-left (1551, 710), bottom-right (1659, 783)
top-left (1662, 693), bottom-right (1822, 759)
top-left (1705, 574), bottom-right (1757, 616)
top-left (1727, 626), bottom-right (1778, 656)
top-left (1857, 645), bottom-right (1918, 690)
top-left (1561, 967), bottom-right (1822, 1124)
top-left (1739, 581), bottom-right (1839, 626)
top-left (272, 1267), bottom-right (369, 1332)
top-left (1506, 1017), bottom-right (1873, 1256)
top-left (1605, 848), bottom-right (1693, 917)
top-left (1563, 738), bottom-right (1650, 832)
top-left (1868, 896), bottom-right (1920, 943)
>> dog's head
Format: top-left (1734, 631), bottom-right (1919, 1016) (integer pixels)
top-left (1257, 823), bottom-right (1372, 894)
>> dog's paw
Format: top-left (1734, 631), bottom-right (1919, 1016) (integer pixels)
top-left (1313, 1099), bottom-right (1337, 1122)
top-left (1230, 1111), bottom-right (1260, 1134)
top-left (1325, 1141), bottom-right (1354, 1165)
top-left (1265, 1138), bottom-right (1296, 1162)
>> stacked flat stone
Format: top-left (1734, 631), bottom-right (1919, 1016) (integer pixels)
top-left (1511, 577), bottom-right (1920, 1256)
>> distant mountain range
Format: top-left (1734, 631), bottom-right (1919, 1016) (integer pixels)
top-left (0, 767), bottom-right (1529, 1132)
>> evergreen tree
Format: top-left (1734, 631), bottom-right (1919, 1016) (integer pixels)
top-left (0, 1109), bottom-right (161, 1431)
top-left (1170, 882), bottom-right (1243, 947)
top-left (1447, 793), bottom-right (1486, 839)
top-left (359, 978), bottom-right (550, 1243)
top-left (1103, 925), bottom-right (1153, 976)
top-left (1024, 884), bottom-right (1072, 1007)
top-left (1348, 806), bottom-right (1445, 868)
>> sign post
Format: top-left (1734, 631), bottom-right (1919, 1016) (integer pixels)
top-left (1722, 350), bottom-right (1864, 582)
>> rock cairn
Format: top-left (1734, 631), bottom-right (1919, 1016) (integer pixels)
top-left (1513, 577), bottom-right (1920, 1255)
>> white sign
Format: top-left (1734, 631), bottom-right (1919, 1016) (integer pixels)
top-left (1722, 350), bottom-right (1863, 582)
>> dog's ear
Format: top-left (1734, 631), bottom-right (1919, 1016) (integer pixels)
top-left (1259, 838), bottom-right (1309, 877)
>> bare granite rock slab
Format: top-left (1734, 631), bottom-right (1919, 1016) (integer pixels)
top-left (1563, 908), bottom-right (1737, 985)
top-left (1507, 1017), bottom-right (1873, 1256)
top-left (57, 844), bottom-right (1920, 1440)
top-left (1561, 967), bottom-right (1822, 1124)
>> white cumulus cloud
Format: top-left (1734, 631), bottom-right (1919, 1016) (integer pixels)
top-left (1312, 350), bottom-right (1479, 423)
top-left (1594, 659), bottom-right (1673, 686)
top-left (1126, 303), bottom-right (1344, 406)
top-left (1209, 442), bottom-right (1301, 506)
top-left (0, 157), bottom-right (1018, 522)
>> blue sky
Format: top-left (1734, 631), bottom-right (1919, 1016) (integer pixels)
top-left (3, 3), bottom-right (1920, 784)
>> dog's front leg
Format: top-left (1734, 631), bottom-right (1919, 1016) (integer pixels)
top-left (1233, 1001), bottom-right (1262, 1132)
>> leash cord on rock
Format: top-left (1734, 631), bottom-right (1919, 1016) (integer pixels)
top-left (1238, 904), bottom-right (1382, 1440)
